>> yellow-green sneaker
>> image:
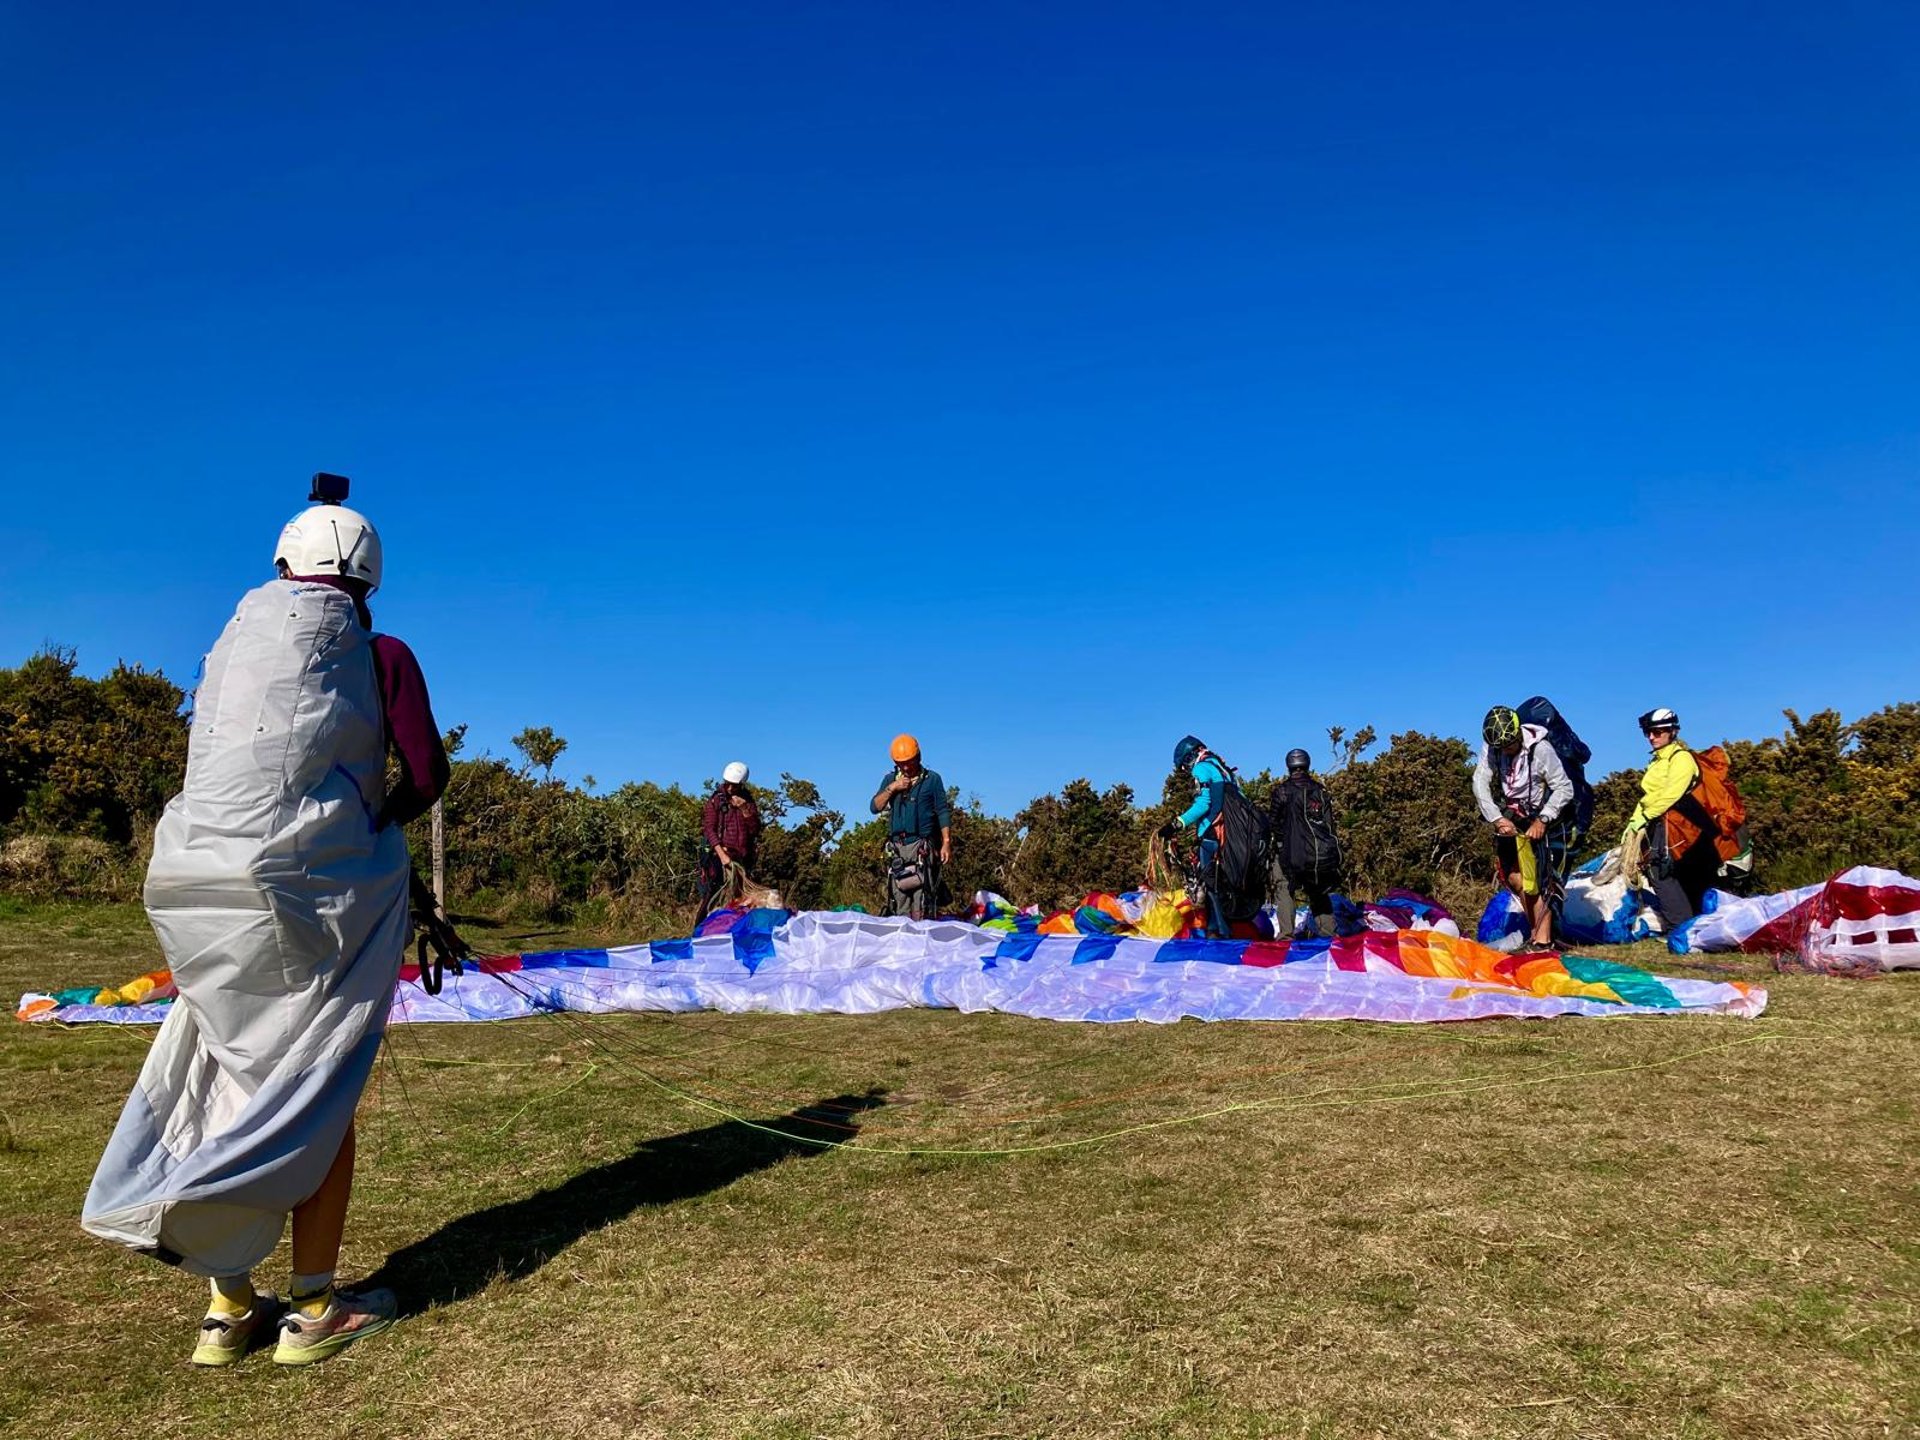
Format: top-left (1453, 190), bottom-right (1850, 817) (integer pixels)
top-left (271, 1286), bottom-right (398, 1367)
top-left (190, 1292), bottom-right (283, 1367)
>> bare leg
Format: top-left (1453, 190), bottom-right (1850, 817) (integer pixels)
top-left (1505, 873), bottom-right (1530, 940)
top-left (1525, 893), bottom-right (1553, 947)
top-left (291, 1121), bottom-right (355, 1276)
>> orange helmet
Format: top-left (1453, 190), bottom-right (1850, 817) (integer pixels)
top-left (889, 733), bottom-right (921, 763)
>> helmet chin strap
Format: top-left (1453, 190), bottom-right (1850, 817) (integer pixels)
top-left (332, 518), bottom-right (367, 577)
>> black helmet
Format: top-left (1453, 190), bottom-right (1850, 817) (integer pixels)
top-left (1482, 705), bottom-right (1522, 748)
top-left (1284, 748), bottom-right (1311, 775)
top-left (1638, 707), bottom-right (1680, 736)
top-left (1172, 735), bottom-right (1204, 770)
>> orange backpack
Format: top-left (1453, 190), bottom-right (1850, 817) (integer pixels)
top-left (1664, 745), bottom-right (1747, 863)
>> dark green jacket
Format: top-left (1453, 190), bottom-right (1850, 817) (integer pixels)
top-left (876, 769), bottom-right (951, 840)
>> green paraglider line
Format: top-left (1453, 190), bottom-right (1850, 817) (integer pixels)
top-left (42, 944), bottom-right (1803, 1161)
top-left (599, 1029), bottom-right (1793, 1158)
top-left (463, 960), bottom-right (1796, 1160)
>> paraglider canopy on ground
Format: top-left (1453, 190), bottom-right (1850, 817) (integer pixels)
top-left (20, 906), bottom-right (1765, 1028)
top-left (1670, 866), bottom-right (1920, 973)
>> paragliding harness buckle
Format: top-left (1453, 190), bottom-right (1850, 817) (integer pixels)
top-left (886, 835), bottom-right (932, 896)
top-left (410, 870), bottom-right (471, 995)
top-left (1500, 800), bottom-right (1542, 831)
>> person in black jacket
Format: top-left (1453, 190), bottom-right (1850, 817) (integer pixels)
top-left (1267, 749), bottom-right (1344, 938)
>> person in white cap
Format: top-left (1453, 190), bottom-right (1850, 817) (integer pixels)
top-left (698, 760), bottom-right (764, 914)
top-left (82, 475), bottom-right (448, 1368)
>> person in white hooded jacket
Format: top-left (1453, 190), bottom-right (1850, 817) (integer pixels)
top-left (83, 483), bottom-right (447, 1369)
top-left (1473, 705), bottom-right (1576, 947)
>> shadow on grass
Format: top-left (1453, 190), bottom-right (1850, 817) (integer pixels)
top-left (365, 1089), bottom-right (886, 1317)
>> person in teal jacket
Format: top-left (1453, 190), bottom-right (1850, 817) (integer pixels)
top-left (1158, 735), bottom-right (1231, 937)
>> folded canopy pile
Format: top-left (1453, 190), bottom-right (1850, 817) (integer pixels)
top-left (1669, 865), bottom-right (1920, 971)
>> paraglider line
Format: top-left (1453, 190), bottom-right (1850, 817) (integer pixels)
top-left (464, 961), bottom-right (1796, 1158)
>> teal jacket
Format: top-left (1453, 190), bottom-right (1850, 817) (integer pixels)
top-left (875, 768), bottom-right (951, 840)
top-left (1177, 756), bottom-right (1229, 833)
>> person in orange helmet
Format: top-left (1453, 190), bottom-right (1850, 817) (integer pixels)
top-left (870, 734), bottom-right (952, 919)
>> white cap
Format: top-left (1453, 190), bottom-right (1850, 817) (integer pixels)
top-left (723, 761), bottom-right (749, 785)
top-left (275, 504), bottom-right (383, 590)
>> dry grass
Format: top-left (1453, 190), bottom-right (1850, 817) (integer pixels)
top-left (0, 838), bottom-right (137, 901)
top-left (1, 898), bottom-right (1914, 1439)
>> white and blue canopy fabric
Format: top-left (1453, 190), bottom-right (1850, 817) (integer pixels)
top-left (81, 582), bottom-right (411, 1277)
top-left (382, 910), bottom-right (1763, 1026)
top-left (1479, 851), bottom-right (1664, 951)
top-left (30, 909), bottom-right (1767, 1034)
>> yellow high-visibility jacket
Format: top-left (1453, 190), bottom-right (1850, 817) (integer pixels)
top-left (1626, 741), bottom-right (1700, 833)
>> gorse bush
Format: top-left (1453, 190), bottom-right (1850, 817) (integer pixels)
top-left (1008, 779), bottom-right (1150, 914)
top-left (4, 647), bottom-right (1918, 927)
top-left (1326, 730), bottom-right (1487, 919)
top-left (0, 648), bottom-right (187, 847)
top-left (1722, 705), bottom-right (1920, 886)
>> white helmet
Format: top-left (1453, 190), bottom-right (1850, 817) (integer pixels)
top-left (275, 504), bottom-right (383, 590)
top-left (723, 761), bottom-right (749, 785)
top-left (1638, 706), bottom-right (1680, 735)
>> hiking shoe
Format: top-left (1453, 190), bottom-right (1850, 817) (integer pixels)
top-left (271, 1286), bottom-right (398, 1367)
top-left (190, 1291), bottom-right (283, 1367)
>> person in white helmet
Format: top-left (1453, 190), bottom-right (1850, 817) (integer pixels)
top-left (1624, 706), bottom-right (1721, 923)
top-left (698, 760), bottom-right (764, 915)
top-left (83, 476), bottom-right (448, 1368)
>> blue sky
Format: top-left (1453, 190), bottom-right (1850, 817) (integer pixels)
top-left (3, 1), bottom-right (1916, 821)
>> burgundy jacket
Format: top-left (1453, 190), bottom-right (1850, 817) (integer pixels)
top-left (702, 788), bottom-right (763, 865)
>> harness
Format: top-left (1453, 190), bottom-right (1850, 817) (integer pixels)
top-left (887, 770), bottom-right (938, 840)
top-left (1658, 744), bottom-right (1746, 864)
top-left (410, 868), bottom-right (470, 995)
top-left (1279, 775), bottom-right (1340, 879)
top-left (886, 771), bottom-right (941, 903)
top-left (1496, 740), bottom-right (1558, 828)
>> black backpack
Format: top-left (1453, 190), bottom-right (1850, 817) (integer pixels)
top-left (1515, 695), bottom-right (1595, 833)
top-left (1204, 756), bottom-right (1270, 922)
top-left (1276, 776), bottom-right (1342, 881)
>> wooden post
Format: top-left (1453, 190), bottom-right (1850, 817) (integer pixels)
top-left (431, 797), bottom-right (446, 919)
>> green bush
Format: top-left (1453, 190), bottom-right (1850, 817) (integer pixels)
top-left (0, 647), bottom-right (187, 846)
top-left (1008, 779), bottom-right (1149, 913)
top-left (1325, 731), bottom-right (1487, 920)
top-left (6, 646), bottom-right (1916, 930)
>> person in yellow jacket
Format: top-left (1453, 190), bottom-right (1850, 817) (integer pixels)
top-left (1623, 707), bottom-right (1720, 923)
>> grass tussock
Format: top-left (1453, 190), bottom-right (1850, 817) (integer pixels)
top-left (0, 836), bottom-right (141, 902)
top-left (1, 902), bottom-right (1915, 1439)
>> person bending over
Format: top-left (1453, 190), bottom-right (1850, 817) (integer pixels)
top-left (1474, 705), bottom-right (1575, 947)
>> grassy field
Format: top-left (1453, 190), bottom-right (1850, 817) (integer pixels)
top-left (1, 897), bottom-right (1915, 1439)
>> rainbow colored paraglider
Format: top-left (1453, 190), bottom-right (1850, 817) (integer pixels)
top-left (18, 905), bottom-right (1764, 1027)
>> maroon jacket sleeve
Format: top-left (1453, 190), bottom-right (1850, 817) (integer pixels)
top-left (372, 634), bottom-right (451, 829)
top-left (702, 792), bottom-right (726, 849)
